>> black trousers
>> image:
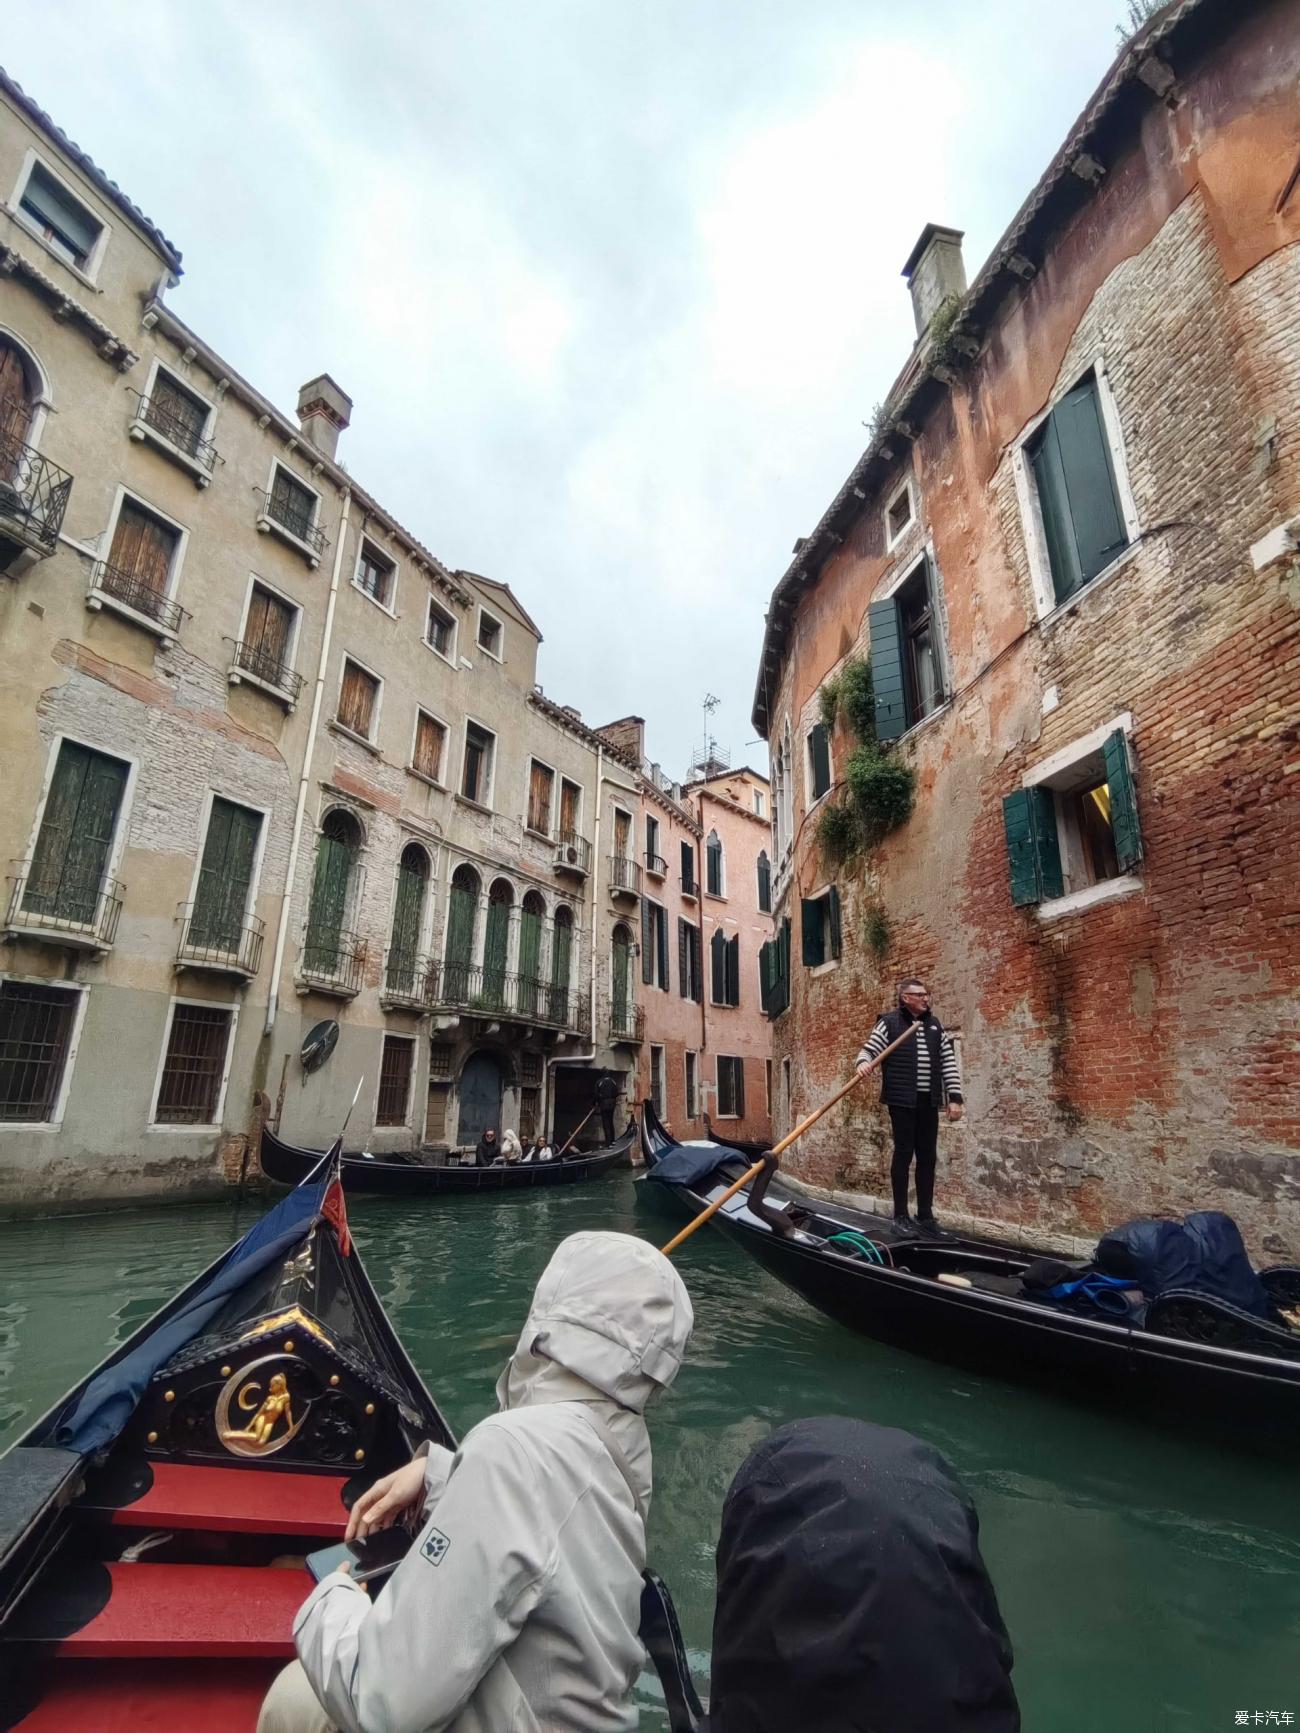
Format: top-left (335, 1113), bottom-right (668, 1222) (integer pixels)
top-left (598, 1107), bottom-right (616, 1144)
top-left (887, 1097), bottom-right (940, 1219)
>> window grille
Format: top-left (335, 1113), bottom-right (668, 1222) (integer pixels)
top-left (376, 1035), bottom-right (414, 1125)
top-left (155, 1004), bottom-right (231, 1124)
top-left (0, 982), bottom-right (77, 1121)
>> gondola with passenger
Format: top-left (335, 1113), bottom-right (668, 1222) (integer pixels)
top-left (639, 1101), bottom-right (1300, 1437)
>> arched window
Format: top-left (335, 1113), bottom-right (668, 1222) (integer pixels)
top-left (387, 843), bottom-right (430, 995)
top-left (551, 903), bottom-right (574, 1016)
top-left (305, 809), bottom-right (363, 976)
top-left (0, 334), bottom-right (44, 456)
top-left (444, 863), bottom-right (481, 1001)
top-left (756, 850), bottom-right (771, 914)
top-left (705, 829), bottom-right (724, 897)
top-left (482, 878), bottom-right (514, 1008)
top-left (518, 890), bottom-right (546, 1016)
top-left (611, 922), bottom-right (633, 1035)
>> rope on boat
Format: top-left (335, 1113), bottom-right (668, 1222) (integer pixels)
top-left (826, 1230), bottom-right (892, 1267)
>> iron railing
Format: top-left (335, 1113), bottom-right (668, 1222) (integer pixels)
top-left (230, 637), bottom-right (305, 702)
top-left (134, 392), bottom-right (220, 473)
top-left (382, 951), bottom-right (432, 1009)
top-left (0, 427), bottom-right (73, 557)
top-left (176, 903), bottom-right (264, 976)
top-left (423, 960), bottom-right (589, 1033)
top-left (262, 492), bottom-right (328, 558)
top-left (7, 861), bottom-right (122, 948)
top-left (89, 560), bottom-right (183, 633)
top-left (680, 871), bottom-right (698, 899)
top-left (553, 831), bottom-right (591, 876)
top-left (644, 851), bottom-right (667, 878)
top-left (298, 929), bottom-right (367, 996)
top-left (610, 1002), bottom-right (645, 1044)
top-left (608, 856), bottom-right (643, 897)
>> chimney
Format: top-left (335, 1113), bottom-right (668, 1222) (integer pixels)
top-left (901, 224), bottom-right (967, 340)
top-left (296, 373), bottom-right (353, 461)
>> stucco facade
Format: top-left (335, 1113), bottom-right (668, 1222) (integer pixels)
top-left (753, 0), bottom-right (1300, 1256)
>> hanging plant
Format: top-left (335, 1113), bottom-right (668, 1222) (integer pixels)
top-left (816, 800), bottom-right (861, 870)
top-left (846, 746), bottom-right (916, 844)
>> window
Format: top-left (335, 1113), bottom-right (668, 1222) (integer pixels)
top-left (867, 555), bottom-right (947, 740)
top-left (18, 160), bottom-right (103, 271)
top-left (717, 1056), bottom-right (745, 1120)
top-left (774, 720), bottom-right (793, 862)
top-left (153, 1003), bottom-right (234, 1126)
top-left (677, 918), bottom-right (702, 1003)
top-left (262, 463), bottom-right (324, 559)
top-left (143, 368), bottom-right (211, 462)
top-left (444, 864), bottom-right (481, 996)
top-left (641, 898), bottom-right (669, 990)
top-left (412, 710), bottom-right (447, 783)
top-left (387, 844), bottom-right (430, 994)
top-left (0, 981), bottom-right (80, 1122)
top-left (189, 798), bottom-right (262, 954)
top-left (376, 1035), bottom-right (415, 1126)
top-left (685, 1051), bottom-right (698, 1119)
top-left (705, 830), bottom-right (724, 896)
top-left (807, 722), bottom-right (832, 802)
top-left (477, 608), bottom-right (503, 658)
top-left (613, 808), bottom-right (632, 859)
top-left (520, 1084), bottom-right (541, 1141)
top-left (1024, 369), bottom-right (1130, 609)
top-left (800, 888), bottom-right (842, 969)
top-left (759, 918), bottom-right (792, 1017)
top-left (710, 929), bottom-right (740, 1006)
top-left (100, 496), bottom-right (181, 625)
top-left (611, 922), bottom-right (634, 1032)
top-left (305, 810), bottom-right (363, 977)
top-left (355, 539), bottom-right (396, 609)
top-left (549, 902), bottom-right (574, 1012)
top-left (23, 741), bottom-right (129, 929)
top-left (680, 839), bottom-right (697, 896)
top-left (645, 814), bottom-right (663, 872)
top-left (1002, 721), bottom-right (1142, 913)
top-left (237, 581), bottom-right (299, 691)
top-left (527, 760), bottom-right (555, 834)
top-left (753, 789), bottom-right (765, 818)
top-left (756, 850), bottom-right (772, 913)
top-left (558, 778), bottom-right (581, 842)
top-left (337, 658), bottom-right (380, 741)
top-left (650, 1045), bottom-right (666, 1118)
top-left (517, 892), bottom-right (546, 1015)
top-left (885, 478), bottom-right (915, 548)
top-left (425, 598), bottom-right (456, 659)
top-left (461, 721), bottom-right (496, 806)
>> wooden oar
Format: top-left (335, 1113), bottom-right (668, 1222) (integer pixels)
top-left (659, 1020), bottom-right (921, 1257)
top-left (558, 1106), bottom-right (596, 1158)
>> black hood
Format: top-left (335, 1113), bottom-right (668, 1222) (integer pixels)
top-left (708, 1418), bottom-right (1019, 1733)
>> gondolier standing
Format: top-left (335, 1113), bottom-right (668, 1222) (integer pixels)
top-left (594, 1072), bottom-right (621, 1144)
top-left (856, 979), bottom-right (963, 1234)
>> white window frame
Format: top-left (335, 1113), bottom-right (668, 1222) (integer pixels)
top-left (19, 732), bottom-right (139, 917)
top-left (375, 1032), bottom-right (417, 1129)
top-left (129, 357), bottom-right (219, 487)
top-left (147, 995), bottom-right (240, 1132)
top-left (705, 829), bottom-right (726, 898)
top-left (9, 149), bottom-right (111, 285)
top-left (1012, 357), bottom-right (1141, 624)
top-left (684, 1049), bottom-right (698, 1120)
top-left (649, 1043), bottom-right (667, 1119)
top-left (752, 789), bottom-right (765, 818)
top-left (387, 838), bottom-right (437, 960)
top-left (524, 756), bottom-right (557, 837)
top-left (423, 595), bottom-right (459, 665)
top-left (1022, 709), bottom-right (1143, 920)
top-left (89, 485), bottom-right (191, 641)
top-left (878, 542), bottom-right (953, 734)
top-left (884, 475), bottom-right (917, 551)
top-left (716, 1054), bottom-right (744, 1120)
top-left (805, 718), bottom-right (835, 812)
top-left (182, 790), bottom-right (271, 932)
top-left (0, 975), bottom-right (89, 1129)
top-left (258, 458), bottom-right (325, 568)
top-left (805, 883), bottom-right (841, 977)
top-left (334, 652), bottom-right (385, 748)
top-left (476, 605), bottom-right (505, 662)
top-left (352, 535), bottom-right (399, 617)
top-left (646, 898), bottom-right (669, 990)
top-left (231, 573), bottom-right (304, 706)
top-left (611, 802), bottom-right (634, 858)
top-left (460, 716), bottom-right (498, 809)
top-left (409, 706), bottom-right (450, 789)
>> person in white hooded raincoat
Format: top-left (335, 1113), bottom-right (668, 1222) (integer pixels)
top-left (257, 1230), bottom-right (694, 1733)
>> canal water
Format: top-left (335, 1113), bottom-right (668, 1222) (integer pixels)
top-left (2, 1174), bottom-right (1297, 1729)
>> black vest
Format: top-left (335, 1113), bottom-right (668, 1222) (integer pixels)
top-left (876, 1009), bottom-right (945, 1107)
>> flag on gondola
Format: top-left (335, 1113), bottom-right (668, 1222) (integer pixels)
top-left (320, 1140), bottom-right (352, 1257)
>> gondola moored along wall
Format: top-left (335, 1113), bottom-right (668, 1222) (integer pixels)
top-left (754, 0), bottom-right (1300, 1258)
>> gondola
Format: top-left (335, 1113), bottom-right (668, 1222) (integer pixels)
top-left (259, 1121), bottom-right (637, 1196)
top-left (1, 1144), bottom-right (701, 1731)
top-left (639, 1103), bottom-right (1300, 1436)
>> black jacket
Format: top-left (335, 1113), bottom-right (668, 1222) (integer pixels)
top-left (473, 1134), bottom-right (499, 1167)
top-left (707, 1417), bottom-right (1018, 1733)
top-left (594, 1074), bottom-right (620, 1109)
top-left (864, 1008), bottom-right (958, 1108)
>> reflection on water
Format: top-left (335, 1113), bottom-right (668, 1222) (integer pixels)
top-left (2, 1175), bottom-right (1297, 1728)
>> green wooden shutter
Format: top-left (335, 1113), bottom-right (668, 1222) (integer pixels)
top-left (801, 897), bottom-right (824, 967)
top-left (1029, 415), bottom-right (1083, 606)
top-left (483, 895), bottom-right (511, 1006)
top-left (727, 934), bottom-right (741, 1005)
top-left (612, 929), bottom-right (630, 1025)
top-left (1102, 730), bottom-right (1142, 871)
top-left (809, 723), bottom-right (832, 798)
top-left (192, 798), bottom-right (261, 950)
top-left (1001, 786), bottom-right (1063, 906)
top-left (657, 907), bottom-right (670, 992)
top-left (828, 886), bottom-right (842, 959)
top-left (756, 852), bottom-right (771, 912)
top-left (444, 878), bottom-right (478, 1000)
top-left (711, 929), bottom-right (726, 1001)
top-left (307, 829), bottom-right (355, 970)
top-left (867, 600), bottom-right (907, 741)
top-left (690, 925), bottom-right (702, 1003)
top-left (517, 903), bottom-right (542, 1014)
top-left (551, 915), bottom-right (573, 998)
top-left (759, 940), bottom-right (774, 1013)
top-left (641, 899), bottom-right (653, 985)
top-left (677, 919), bottom-right (689, 999)
top-left (1054, 375), bottom-right (1127, 587)
top-left (26, 744), bottom-right (128, 924)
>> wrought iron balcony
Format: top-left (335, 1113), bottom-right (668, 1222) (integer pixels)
top-left (229, 637), bottom-right (305, 705)
top-left (382, 951), bottom-right (433, 1009)
top-left (643, 851), bottom-right (668, 879)
top-left (88, 560), bottom-right (183, 635)
top-left (423, 960), bottom-right (589, 1033)
top-left (553, 830), bottom-right (591, 877)
top-left (680, 872), bottom-right (698, 900)
top-left (298, 929), bottom-right (366, 998)
top-left (610, 1002), bottom-right (645, 1045)
top-left (607, 856), bottom-right (643, 899)
top-left (129, 392), bottom-right (220, 483)
top-left (6, 861), bottom-right (122, 951)
top-left (0, 425), bottom-right (73, 568)
top-left (258, 494), bottom-right (328, 564)
top-left (176, 904), bottom-right (264, 977)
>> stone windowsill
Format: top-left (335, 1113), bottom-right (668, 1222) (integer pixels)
top-left (128, 414), bottom-right (213, 487)
top-left (229, 664), bottom-right (296, 709)
top-left (1037, 544), bottom-right (1140, 634)
top-left (455, 793), bottom-right (493, 816)
top-left (329, 719), bottom-right (382, 757)
top-left (406, 765), bottom-right (448, 792)
top-left (85, 586), bottom-right (177, 644)
top-left (1036, 874), bottom-right (1143, 922)
top-left (256, 511), bottom-right (322, 569)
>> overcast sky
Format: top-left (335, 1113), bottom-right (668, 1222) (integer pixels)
top-left (9, 1), bottom-right (1133, 779)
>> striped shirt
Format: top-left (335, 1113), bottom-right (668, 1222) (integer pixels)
top-left (857, 1019), bottom-right (963, 1102)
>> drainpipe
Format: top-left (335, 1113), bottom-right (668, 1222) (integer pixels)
top-left (264, 486), bottom-right (353, 1037)
top-left (543, 742), bottom-right (606, 1140)
top-left (695, 792), bottom-right (708, 1062)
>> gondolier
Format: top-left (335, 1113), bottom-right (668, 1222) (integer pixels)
top-left (855, 979), bottom-right (963, 1234)
top-left (594, 1072), bottom-right (621, 1144)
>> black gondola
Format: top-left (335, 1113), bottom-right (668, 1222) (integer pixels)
top-left (639, 1103), bottom-right (1300, 1436)
top-left (259, 1121), bottom-right (637, 1196)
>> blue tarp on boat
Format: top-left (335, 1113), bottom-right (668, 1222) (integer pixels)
top-left (1095, 1210), bottom-right (1269, 1317)
top-left (646, 1140), bottom-right (733, 1189)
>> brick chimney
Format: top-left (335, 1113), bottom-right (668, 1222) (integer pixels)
top-left (901, 224), bottom-right (967, 340)
top-left (595, 716), bottom-right (646, 760)
top-left (296, 374), bottom-right (352, 461)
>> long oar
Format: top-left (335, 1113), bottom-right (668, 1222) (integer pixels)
top-left (659, 1021), bottom-right (921, 1257)
top-left (558, 1106), bottom-right (597, 1158)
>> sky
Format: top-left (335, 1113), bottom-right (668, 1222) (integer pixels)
top-left (6, 1), bottom-right (1137, 781)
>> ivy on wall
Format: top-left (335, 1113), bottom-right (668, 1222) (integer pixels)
top-left (814, 654), bottom-right (916, 871)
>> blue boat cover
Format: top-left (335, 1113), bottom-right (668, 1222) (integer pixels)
top-left (55, 1148), bottom-right (335, 1454)
top-left (1094, 1210), bottom-right (1269, 1318)
top-left (646, 1140), bottom-right (733, 1189)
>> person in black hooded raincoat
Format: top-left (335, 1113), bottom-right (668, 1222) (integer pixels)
top-left (705, 1416), bottom-right (1019, 1733)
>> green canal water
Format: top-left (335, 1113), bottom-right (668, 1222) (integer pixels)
top-left (2, 1174), bottom-right (1298, 1729)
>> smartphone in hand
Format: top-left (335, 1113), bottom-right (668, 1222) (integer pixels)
top-left (306, 1525), bottom-right (412, 1585)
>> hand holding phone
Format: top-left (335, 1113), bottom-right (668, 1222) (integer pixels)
top-left (307, 1525), bottom-right (412, 1585)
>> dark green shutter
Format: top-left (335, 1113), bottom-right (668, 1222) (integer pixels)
top-left (828, 886), bottom-right (842, 960)
top-left (192, 798), bottom-right (261, 950)
top-left (1054, 376), bottom-right (1127, 586)
top-left (756, 852), bottom-right (771, 912)
top-left (1001, 786), bottom-right (1063, 906)
top-left (1029, 416), bottom-right (1081, 606)
top-left (809, 723), bottom-right (832, 798)
top-left (551, 915), bottom-right (572, 998)
top-left (1103, 730), bottom-right (1142, 871)
top-left (678, 919), bottom-right (689, 999)
top-left (867, 600), bottom-right (906, 742)
top-left (482, 894), bottom-right (510, 1006)
top-left (711, 929), bottom-right (726, 1001)
top-left (680, 840), bottom-right (694, 889)
top-left (26, 743), bottom-right (128, 924)
top-left (690, 925), bottom-right (702, 1003)
top-left (801, 897), bottom-right (824, 967)
top-left (727, 934), bottom-right (740, 1005)
top-left (759, 940), bottom-right (774, 1013)
top-left (611, 928), bottom-right (630, 1026)
top-left (517, 902), bottom-right (542, 1013)
top-left (307, 825), bottom-right (357, 969)
top-left (657, 907), bottom-right (669, 991)
top-left (641, 899), bottom-right (653, 985)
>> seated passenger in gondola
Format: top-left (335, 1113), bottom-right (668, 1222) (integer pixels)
top-left (705, 1416), bottom-right (1019, 1732)
top-left (259, 1231), bottom-right (694, 1733)
top-left (474, 1128), bottom-right (500, 1167)
top-left (500, 1127), bottom-right (524, 1164)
